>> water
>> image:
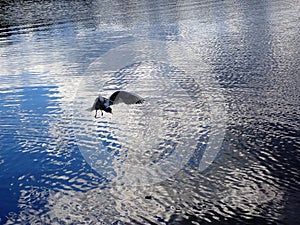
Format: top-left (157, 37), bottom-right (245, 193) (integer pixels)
top-left (0, 0), bottom-right (299, 224)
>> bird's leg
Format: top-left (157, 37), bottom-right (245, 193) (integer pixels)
top-left (95, 110), bottom-right (98, 118)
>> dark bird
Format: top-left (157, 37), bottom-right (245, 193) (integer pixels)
top-left (90, 91), bottom-right (145, 118)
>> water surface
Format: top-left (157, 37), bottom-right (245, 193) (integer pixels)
top-left (0, 0), bottom-right (299, 224)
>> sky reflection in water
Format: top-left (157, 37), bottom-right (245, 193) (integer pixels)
top-left (0, 0), bottom-right (299, 224)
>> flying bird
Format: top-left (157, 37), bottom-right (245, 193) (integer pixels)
top-left (90, 91), bottom-right (145, 118)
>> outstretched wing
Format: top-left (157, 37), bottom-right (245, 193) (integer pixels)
top-left (109, 91), bottom-right (145, 105)
top-left (89, 100), bottom-right (98, 111)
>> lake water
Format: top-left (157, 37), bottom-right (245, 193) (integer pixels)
top-left (0, 0), bottom-right (299, 224)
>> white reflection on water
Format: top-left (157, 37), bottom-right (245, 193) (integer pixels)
top-left (1, 0), bottom-right (299, 224)
top-left (12, 170), bottom-right (283, 224)
top-left (72, 40), bottom-right (227, 186)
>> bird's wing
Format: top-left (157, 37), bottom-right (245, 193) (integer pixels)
top-left (89, 100), bottom-right (97, 111)
top-left (109, 91), bottom-right (145, 105)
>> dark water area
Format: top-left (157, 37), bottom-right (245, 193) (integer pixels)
top-left (0, 0), bottom-right (299, 224)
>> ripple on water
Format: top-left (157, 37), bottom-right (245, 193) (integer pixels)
top-left (1, 0), bottom-right (299, 223)
top-left (73, 58), bottom-right (215, 186)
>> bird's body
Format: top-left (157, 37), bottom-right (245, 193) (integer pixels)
top-left (92, 95), bottom-right (111, 113)
top-left (90, 91), bottom-right (144, 118)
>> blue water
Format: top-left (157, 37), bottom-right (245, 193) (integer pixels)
top-left (0, 0), bottom-right (299, 224)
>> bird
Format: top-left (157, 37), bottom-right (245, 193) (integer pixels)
top-left (90, 91), bottom-right (145, 118)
